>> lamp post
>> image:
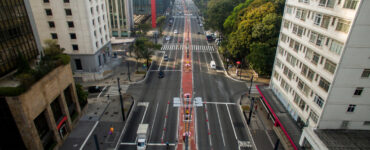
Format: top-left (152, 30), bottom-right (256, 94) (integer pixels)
top-left (117, 77), bottom-right (125, 121)
top-left (247, 74), bottom-right (254, 125)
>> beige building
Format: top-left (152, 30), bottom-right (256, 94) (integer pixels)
top-left (0, 64), bottom-right (82, 150)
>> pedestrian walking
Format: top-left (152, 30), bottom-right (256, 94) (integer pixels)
top-left (166, 141), bottom-right (170, 150)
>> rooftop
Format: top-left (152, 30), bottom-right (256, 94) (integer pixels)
top-left (315, 129), bottom-right (370, 149)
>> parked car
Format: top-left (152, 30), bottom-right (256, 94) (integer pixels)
top-left (174, 29), bottom-right (178, 34)
top-left (88, 86), bottom-right (102, 93)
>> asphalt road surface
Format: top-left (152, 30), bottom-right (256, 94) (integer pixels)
top-left (117, 0), bottom-right (254, 149)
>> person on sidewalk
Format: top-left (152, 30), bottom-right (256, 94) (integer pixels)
top-left (166, 141), bottom-right (170, 150)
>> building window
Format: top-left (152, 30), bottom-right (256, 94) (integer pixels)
top-left (319, 0), bottom-right (335, 8)
top-left (51, 33), bottom-right (58, 39)
top-left (292, 24), bottom-right (304, 37)
top-left (329, 40), bottom-right (343, 55)
top-left (92, 19), bottom-right (95, 26)
top-left (48, 21), bottom-right (55, 28)
top-left (297, 79), bottom-right (311, 96)
top-left (336, 19), bottom-right (351, 33)
top-left (343, 0), bottom-right (358, 9)
top-left (298, 0), bottom-right (310, 4)
top-left (50, 97), bottom-right (63, 123)
top-left (70, 33), bottom-right (76, 39)
top-left (90, 7), bottom-right (94, 15)
top-left (309, 32), bottom-right (324, 46)
top-left (64, 0), bottom-right (70, 3)
top-left (67, 21), bottom-right (74, 28)
top-left (305, 48), bottom-right (320, 65)
top-left (283, 66), bottom-right (293, 80)
top-left (286, 53), bottom-right (297, 67)
top-left (295, 9), bottom-right (307, 21)
top-left (319, 78), bottom-right (330, 92)
top-left (298, 99), bottom-right (306, 110)
top-left (94, 31), bottom-right (97, 37)
top-left (347, 104), bottom-right (356, 112)
top-left (324, 60), bottom-right (336, 74)
top-left (314, 95), bottom-right (324, 108)
top-left (65, 9), bottom-right (72, 16)
top-left (363, 121), bottom-right (370, 126)
top-left (301, 64), bottom-right (315, 81)
top-left (96, 6), bottom-right (99, 13)
top-left (354, 87), bottom-right (363, 96)
top-left (96, 42), bottom-right (99, 48)
top-left (309, 110), bottom-right (318, 123)
top-left (283, 20), bottom-right (290, 28)
top-left (280, 34), bottom-right (287, 43)
top-left (75, 59), bottom-right (82, 70)
top-left (43, 0), bottom-right (49, 3)
top-left (314, 14), bottom-right (322, 25)
top-left (361, 69), bottom-right (370, 78)
top-left (286, 6), bottom-right (292, 14)
top-left (72, 44), bottom-right (79, 50)
top-left (45, 9), bottom-right (52, 16)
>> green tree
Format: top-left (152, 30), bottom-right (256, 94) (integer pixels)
top-left (205, 0), bottom-right (234, 33)
top-left (137, 23), bottom-right (152, 36)
top-left (133, 37), bottom-right (161, 71)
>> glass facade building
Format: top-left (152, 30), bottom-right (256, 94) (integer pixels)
top-left (107, 0), bottom-right (129, 37)
top-left (0, 0), bottom-right (39, 76)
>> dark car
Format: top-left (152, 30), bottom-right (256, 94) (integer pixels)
top-left (158, 71), bottom-right (164, 78)
top-left (197, 32), bottom-right (201, 34)
top-left (88, 86), bottom-right (102, 93)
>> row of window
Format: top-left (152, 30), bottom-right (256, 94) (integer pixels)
top-left (279, 35), bottom-right (338, 75)
top-left (48, 21), bottom-right (74, 28)
top-left (297, 0), bottom-right (359, 10)
top-left (45, 8), bottom-right (72, 16)
top-left (286, 5), bottom-right (352, 33)
top-left (44, 0), bottom-right (70, 3)
top-left (282, 20), bottom-right (344, 55)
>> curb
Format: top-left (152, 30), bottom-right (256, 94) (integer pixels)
top-left (215, 48), bottom-right (244, 83)
top-left (237, 94), bottom-right (257, 150)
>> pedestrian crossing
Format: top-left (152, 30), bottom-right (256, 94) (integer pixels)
top-left (160, 44), bottom-right (215, 52)
top-left (104, 85), bottom-right (129, 97)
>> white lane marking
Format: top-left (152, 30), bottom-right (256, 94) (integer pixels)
top-left (149, 70), bottom-right (181, 72)
top-left (157, 52), bottom-right (165, 71)
top-left (148, 103), bottom-right (159, 142)
top-left (226, 104), bottom-right (240, 150)
top-left (120, 142), bottom-right (176, 146)
top-left (216, 104), bottom-right (226, 146)
top-left (97, 85), bottom-right (107, 98)
top-left (161, 100), bottom-right (170, 141)
top-left (202, 50), bottom-right (209, 71)
top-left (204, 103), bottom-right (213, 146)
top-left (79, 121), bottom-right (99, 150)
top-left (204, 102), bottom-right (236, 105)
top-left (140, 103), bottom-right (148, 124)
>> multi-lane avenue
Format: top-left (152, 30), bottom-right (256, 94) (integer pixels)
top-left (116, 0), bottom-right (254, 149)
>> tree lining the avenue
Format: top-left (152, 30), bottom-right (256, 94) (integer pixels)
top-left (196, 0), bottom-right (285, 76)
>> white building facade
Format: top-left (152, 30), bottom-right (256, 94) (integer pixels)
top-left (105, 0), bottom-right (134, 37)
top-left (29, 0), bottom-right (112, 77)
top-left (270, 0), bottom-right (370, 141)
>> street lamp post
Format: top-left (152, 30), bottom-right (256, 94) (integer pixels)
top-left (117, 77), bottom-right (126, 121)
top-left (247, 75), bottom-right (254, 125)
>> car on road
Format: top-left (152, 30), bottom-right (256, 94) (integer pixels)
top-left (200, 23), bottom-right (203, 27)
top-left (174, 29), bottom-right (178, 34)
top-left (88, 86), bottom-right (102, 93)
top-left (166, 36), bottom-right (171, 41)
top-left (164, 54), bottom-right (169, 61)
top-left (197, 31), bottom-right (201, 34)
top-left (158, 70), bottom-right (164, 78)
top-left (210, 61), bottom-right (216, 69)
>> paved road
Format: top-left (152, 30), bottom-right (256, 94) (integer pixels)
top-left (117, 0), bottom-right (254, 149)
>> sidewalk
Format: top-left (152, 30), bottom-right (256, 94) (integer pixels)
top-left (241, 94), bottom-right (284, 150)
top-left (60, 91), bottom-right (134, 150)
top-left (256, 85), bottom-right (302, 150)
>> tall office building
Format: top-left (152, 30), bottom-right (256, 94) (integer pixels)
top-left (0, 0), bottom-right (41, 77)
top-left (270, 0), bottom-right (370, 148)
top-left (29, 0), bottom-right (112, 79)
top-left (106, 0), bottom-right (134, 37)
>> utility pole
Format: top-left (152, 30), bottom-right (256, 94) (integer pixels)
top-left (247, 97), bottom-right (254, 125)
top-left (248, 75), bottom-right (254, 96)
top-left (117, 77), bottom-right (125, 121)
top-left (274, 139), bottom-right (280, 150)
top-left (94, 134), bottom-right (100, 150)
top-left (127, 61), bottom-right (131, 81)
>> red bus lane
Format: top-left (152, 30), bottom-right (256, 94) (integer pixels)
top-left (177, 0), bottom-right (196, 149)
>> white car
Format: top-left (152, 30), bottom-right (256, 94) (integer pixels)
top-left (166, 36), bottom-right (171, 41)
top-left (174, 29), bottom-right (178, 34)
top-left (200, 24), bottom-right (203, 27)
